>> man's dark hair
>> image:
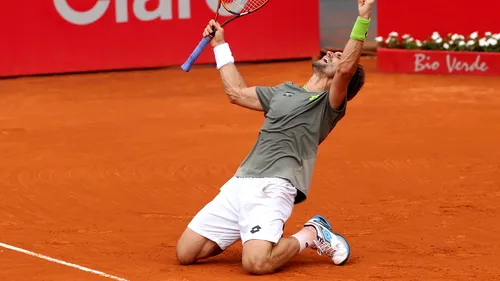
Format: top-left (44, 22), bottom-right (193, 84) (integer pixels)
top-left (346, 64), bottom-right (365, 101)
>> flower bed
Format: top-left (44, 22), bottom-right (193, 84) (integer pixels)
top-left (375, 32), bottom-right (500, 76)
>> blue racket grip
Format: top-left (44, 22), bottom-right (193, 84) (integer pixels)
top-left (181, 36), bottom-right (212, 72)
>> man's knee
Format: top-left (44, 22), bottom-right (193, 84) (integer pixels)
top-left (176, 237), bottom-right (197, 265)
top-left (176, 250), bottom-right (196, 265)
top-left (242, 255), bottom-right (273, 275)
top-left (176, 228), bottom-right (223, 265)
top-left (242, 240), bottom-right (274, 275)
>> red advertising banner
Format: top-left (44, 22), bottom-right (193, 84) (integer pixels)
top-left (377, 48), bottom-right (500, 76)
top-left (0, 0), bottom-right (320, 77)
top-left (377, 0), bottom-right (500, 40)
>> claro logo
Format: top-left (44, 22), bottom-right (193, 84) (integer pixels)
top-left (53, 0), bottom-right (239, 25)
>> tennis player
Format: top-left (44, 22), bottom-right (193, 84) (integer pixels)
top-left (176, 0), bottom-right (374, 275)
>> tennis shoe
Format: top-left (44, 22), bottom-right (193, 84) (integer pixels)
top-left (304, 215), bottom-right (350, 265)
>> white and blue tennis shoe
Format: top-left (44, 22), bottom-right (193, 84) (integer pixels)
top-left (304, 215), bottom-right (351, 265)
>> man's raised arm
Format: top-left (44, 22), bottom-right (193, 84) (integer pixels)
top-left (204, 20), bottom-right (263, 112)
top-left (329, 0), bottom-right (374, 109)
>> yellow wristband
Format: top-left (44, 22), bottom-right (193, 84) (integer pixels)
top-left (350, 17), bottom-right (371, 41)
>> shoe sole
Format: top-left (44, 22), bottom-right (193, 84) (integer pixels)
top-left (332, 232), bottom-right (350, 266)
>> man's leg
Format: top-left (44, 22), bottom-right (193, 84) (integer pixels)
top-left (176, 178), bottom-right (242, 265)
top-left (241, 228), bottom-right (316, 275)
top-left (237, 178), bottom-right (350, 275)
top-left (237, 177), bottom-right (303, 274)
top-left (241, 217), bottom-right (351, 275)
top-left (176, 228), bottom-right (224, 265)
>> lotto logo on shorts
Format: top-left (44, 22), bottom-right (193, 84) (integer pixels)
top-left (250, 225), bottom-right (261, 234)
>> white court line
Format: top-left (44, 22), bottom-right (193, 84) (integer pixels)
top-left (0, 242), bottom-right (129, 281)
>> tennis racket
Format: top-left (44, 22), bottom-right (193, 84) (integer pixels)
top-left (180, 0), bottom-right (269, 72)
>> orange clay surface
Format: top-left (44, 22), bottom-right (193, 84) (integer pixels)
top-left (1, 58), bottom-right (499, 281)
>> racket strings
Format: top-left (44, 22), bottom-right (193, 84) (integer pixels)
top-left (222, 0), bottom-right (268, 13)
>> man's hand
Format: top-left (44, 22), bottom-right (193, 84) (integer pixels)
top-left (203, 20), bottom-right (226, 47)
top-left (358, 0), bottom-right (375, 19)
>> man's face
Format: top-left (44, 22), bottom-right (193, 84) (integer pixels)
top-left (312, 51), bottom-right (342, 77)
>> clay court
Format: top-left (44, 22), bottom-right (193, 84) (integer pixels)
top-left (1, 58), bottom-right (499, 281)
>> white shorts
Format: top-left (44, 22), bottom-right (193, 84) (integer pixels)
top-left (187, 177), bottom-right (297, 250)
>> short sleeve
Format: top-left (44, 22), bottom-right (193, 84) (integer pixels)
top-left (256, 86), bottom-right (277, 114)
top-left (324, 92), bottom-right (347, 127)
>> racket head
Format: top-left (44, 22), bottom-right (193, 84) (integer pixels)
top-left (221, 0), bottom-right (269, 15)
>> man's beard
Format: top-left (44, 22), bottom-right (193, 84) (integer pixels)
top-left (312, 61), bottom-right (327, 75)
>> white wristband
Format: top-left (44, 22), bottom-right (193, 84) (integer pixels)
top-left (213, 43), bottom-right (235, 69)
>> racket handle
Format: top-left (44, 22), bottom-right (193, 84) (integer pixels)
top-left (181, 36), bottom-right (212, 72)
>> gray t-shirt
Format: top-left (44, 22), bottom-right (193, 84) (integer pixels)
top-left (234, 82), bottom-right (346, 204)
